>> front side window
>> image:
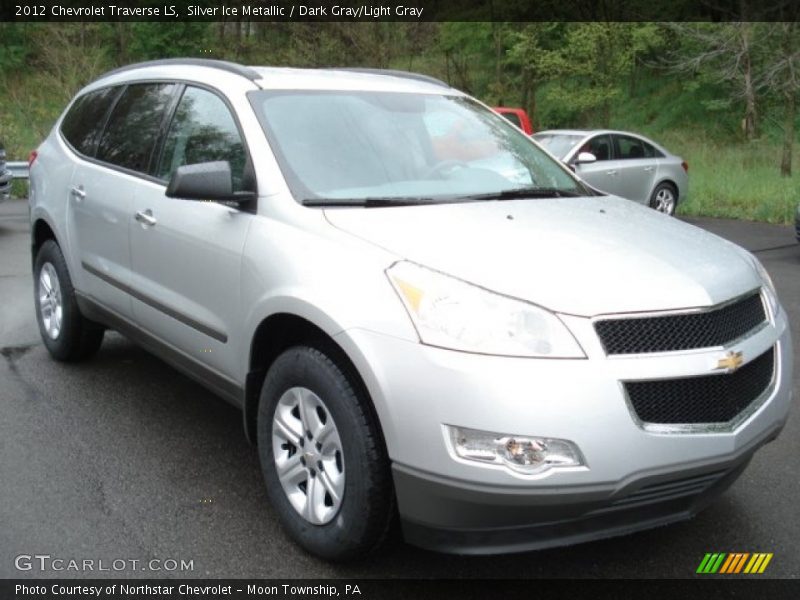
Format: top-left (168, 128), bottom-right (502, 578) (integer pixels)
top-left (157, 86), bottom-right (247, 190)
top-left (96, 83), bottom-right (176, 173)
top-left (532, 134), bottom-right (583, 160)
top-left (61, 87), bottom-right (121, 157)
top-left (251, 91), bottom-right (587, 205)
top-left (583, 135), bottom-right (613, 161)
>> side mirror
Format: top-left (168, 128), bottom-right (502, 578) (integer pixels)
top-left (165, 161), bottom-right (253, 204)
top-left (575, 152), bottom-right (597, 165)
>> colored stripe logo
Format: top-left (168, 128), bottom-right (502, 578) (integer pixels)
top-left (696, 552), bottom-right (773, 574)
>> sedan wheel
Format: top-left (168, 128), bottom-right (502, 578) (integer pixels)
top-left (650, 183), bottom-right (678, 216)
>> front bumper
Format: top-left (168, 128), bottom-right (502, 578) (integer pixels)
top-left (335, 303), bottom-right (792, 554)
top-left (395, 448), bottom-right (764, 554)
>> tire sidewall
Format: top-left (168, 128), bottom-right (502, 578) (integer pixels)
top-left (651, 182), bottom-right (678, 216)
top-left (34, 240), bottom-right (80, 360)
top-left (257, 346), bottom-right (386, 560)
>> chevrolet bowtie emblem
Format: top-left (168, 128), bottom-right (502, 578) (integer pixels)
top-left (717, 351), bottom-right (744, 373)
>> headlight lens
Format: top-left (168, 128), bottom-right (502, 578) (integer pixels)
top-left (446, 426), bottom-right (584, 476)
top-left (387, 261), bottom-right (584, 358)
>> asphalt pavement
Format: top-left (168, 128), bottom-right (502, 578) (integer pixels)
top-left (1, 198), bottom-right (798, 579)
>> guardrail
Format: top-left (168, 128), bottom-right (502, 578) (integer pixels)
top-left (8, 161), bottom-right (29, 180)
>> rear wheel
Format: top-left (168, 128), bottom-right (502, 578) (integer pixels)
top-left (34, 240), bottom-right (104, 361)
top-left (650, 182), bottom-right (678, 216)
top-left (257, 345), bottom-right (394, 560)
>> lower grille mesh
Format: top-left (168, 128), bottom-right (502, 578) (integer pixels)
top-left (625, 347), bottom-right (774, 425)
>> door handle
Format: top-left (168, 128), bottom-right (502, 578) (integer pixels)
top-left (643, 166), bottom-right (654, 172)
top-left (135, 209), bottom-right (157, 227)
top-left (70, 186), bottom-right (86, 201)
top-left (605, 170), bottom-right (618, 175)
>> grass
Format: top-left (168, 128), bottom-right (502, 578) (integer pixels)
top-left (658, 133), bottom-right (800, 225)
top-left (607, 76), bottom-right (800, 224)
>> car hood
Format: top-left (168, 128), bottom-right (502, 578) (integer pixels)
top-left (324, 196), bottom-right (761, 316)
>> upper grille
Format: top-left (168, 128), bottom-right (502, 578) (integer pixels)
top-left (624, 347), bottom-right (774, 425)
top-left (595, 292), bottom-right (766, 355)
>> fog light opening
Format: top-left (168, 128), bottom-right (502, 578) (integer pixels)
top-left (447, 426), bottom-right (583, 476)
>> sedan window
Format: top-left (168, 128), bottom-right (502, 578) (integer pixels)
top-left (613, 135), bottom-right (647, 160)
top-left (580, 135), bottom-right (612, 161)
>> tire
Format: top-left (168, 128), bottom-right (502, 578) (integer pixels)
top-left (649, 182), bottom-right (678, 216)
top-left (34, 240), bottom-right (104, 361)
top-left (257, 345), bottom-right (394, 560)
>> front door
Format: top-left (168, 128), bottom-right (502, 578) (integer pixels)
top-left (128, 85), bottom-right (254, 382)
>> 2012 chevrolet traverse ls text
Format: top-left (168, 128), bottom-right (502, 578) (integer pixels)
top-left (29, 59), bottom-right (792, 560)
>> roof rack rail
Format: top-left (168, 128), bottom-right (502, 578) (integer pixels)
top-left (98, 58), bottom-right (260, 82)
top-left (335, 68), bottom-right (450, 88)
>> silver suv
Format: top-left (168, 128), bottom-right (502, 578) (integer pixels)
top-left (29, 59), bottom-right (792, 560)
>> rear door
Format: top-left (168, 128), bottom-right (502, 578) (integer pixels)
top-left (68, 83), bottom-right (177, 318)
top-left (63, 85), bottom-right (136, 317)
top-left (128, 85), bottom-right (255, 382)
top-left (609, 134), bottom-right (659, 204)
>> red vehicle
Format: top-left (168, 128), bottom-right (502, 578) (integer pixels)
top-left (493, 107), bottom-right (534, 134)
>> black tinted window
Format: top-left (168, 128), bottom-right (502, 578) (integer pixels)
top-left (642, 141), bottom-right (664, 158)
top-left (614, 135), bottom-right (646, 160)
top-left (157, 86), bottom-right (247, 190)
top-left (500, 112), bottom-right (522, 128)
top-left (96, 83), bottom-right (176, 173)
top-left (61, 87), bottom-right (121, 157)
top-left (581, 135), bottom-right (612, 161)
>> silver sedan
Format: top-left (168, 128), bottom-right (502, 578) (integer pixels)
top-left (533, 129), bottom-right (688, 216)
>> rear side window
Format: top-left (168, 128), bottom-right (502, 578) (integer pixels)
top-left (60, 87), bottom-right (120, 157)
top-left (642, 141), bottom-right (665, 158)
top-left (156, 86), bottom-right (247, 190)
top-left (96, 83), bottom-right (176, 173)
top-left (614, 135), bottom-right (644, 159)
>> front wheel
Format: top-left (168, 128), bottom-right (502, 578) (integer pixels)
top-left (257, 345), bottom-right (394, 560)
top-left (34, 240), bottom-right (104, 361)
top-left (650, 182), bottom-right (678, 216)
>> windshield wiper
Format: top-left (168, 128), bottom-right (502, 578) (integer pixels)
top-left (301, 196), bottom-right (479, 208)
top-left (460, 187), bottom-right (584, 201)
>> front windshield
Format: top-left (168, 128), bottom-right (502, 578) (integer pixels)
top-left (532, 134), bottom-right (584, 160)
top-left (251, 90), bottom-right (587, 204)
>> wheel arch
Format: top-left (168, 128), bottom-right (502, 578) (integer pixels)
top-left (243, 312), bottom-right (380, 450)
top-left (654, 178), bottom-right (679, 198)
top-left (31, 217), bottom-right (61, 267)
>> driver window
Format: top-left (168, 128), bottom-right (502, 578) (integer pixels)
top-left (158, 86), bottom-right (247, 190)
top-left (580, 135), bottom-right (612, 161)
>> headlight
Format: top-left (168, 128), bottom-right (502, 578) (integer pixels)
top-left (387, 261), bottom-right (585, 358)
top-left (750, 256), bottom-right (779, 318)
